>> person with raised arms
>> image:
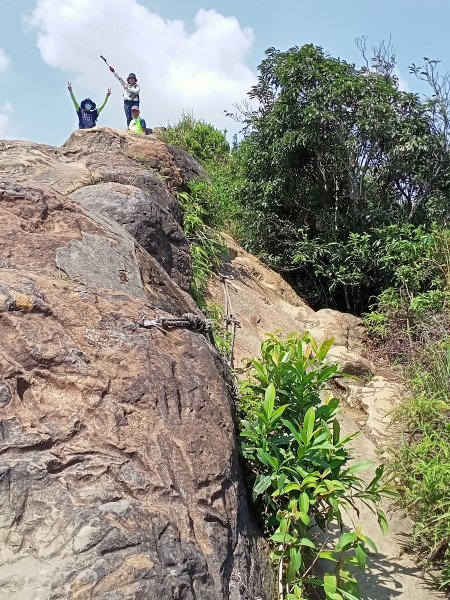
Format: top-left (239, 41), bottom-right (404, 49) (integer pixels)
top-left (67, 82), bottom-right (111, 129)
top-left (112, 70), bottom-right (140, 126)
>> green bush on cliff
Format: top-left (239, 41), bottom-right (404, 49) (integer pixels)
top-left (238, 332), bottom-right (398, 600)
top-left (177, 188), bottom-right (225, 307)
top-left (162, 114), bottom-right (242, 307)
top-left (160, 112), bottom-right (230, 164)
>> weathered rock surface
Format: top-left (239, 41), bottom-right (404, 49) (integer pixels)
top-left (0, 131), bottom-right (274, 599)
top-left (208, 236), bottom-right (372, 372)
top-left (0, 140), bottom-right (90, 195)
top-left (344, 375), bottom-right (404, 442)
top-left (70, 182), bottom-right (192, 291)
top-left (63, 128), bottom-right (206, 197)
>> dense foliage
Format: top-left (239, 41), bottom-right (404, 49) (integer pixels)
top-left (239, 333), bottom-right (398, 600)
top-left (234, 45), bottom-right (450, 312)
top-left (159, 114), bottom-right (238, 308)
top-left (161, 112), bottom-right (230, 164)
top-left (364, 229), bottom-right (450, 587)
top-left (391, 338), bottom-right (450, 588)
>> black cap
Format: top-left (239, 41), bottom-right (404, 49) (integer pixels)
top-left (80, 98), bottom-right (97, 110)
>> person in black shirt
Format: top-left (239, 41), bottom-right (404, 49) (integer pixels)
top-left (67, 82), bottom-right (111, 129)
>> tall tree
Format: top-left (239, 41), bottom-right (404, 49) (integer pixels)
top-left (235, 44), bottom-right (450, 311)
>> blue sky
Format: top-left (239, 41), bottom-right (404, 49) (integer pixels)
top-left (1, 0), bottom-right (449, 146)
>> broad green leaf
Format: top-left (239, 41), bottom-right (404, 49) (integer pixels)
top-left (377, 509), bottom-right (389, 535)
top-left (280, 482), bottom-right (302, 494)
top-left (282, 418), bottom-right (305, 446)
top-left (279, 518), bottom-right (289, 534)
top-left (318, 550), bottom-right (339, 562)
top-left (268, 404), bottom-right (290, 425)
top-left (355, 544), bottom-right (367, 569)
top-left (257, 449), bottom-right (279, 470)
top-left (253, 475), bottom-right (272, 495)
top-left (263, 383), bottom-right (276, 418)
top-left (298, 511), bottom-right (310, 526)
top-left (324, 573), bottom-right (337, 595)
top-left (303, 407), bottom-right (316, 442)
top-left (360, 533), bottom-right (378, 553)
top-left (316, 338), bottom-right (335, 361)
top-left (299, 492), bottom-right (310, 513)
top-left (335, 531), bottom-right (358, 551)
top-left (298, 537), bottom-right (316, 548)
top-left (287, 547), bottom-right (302, 583)
top-left (367, 464), bottom-right (385, 489)
top-left (345, 460), bottom-right (374, 475)
top-left (271, 531), bottom-right (294, 543)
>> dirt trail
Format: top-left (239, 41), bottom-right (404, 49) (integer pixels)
top-left (208, 237), bottom-right (447, 599)
top-left (340, 413), bottom-right (444, 599)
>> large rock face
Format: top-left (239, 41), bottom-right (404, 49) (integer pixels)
top-left (0, 130), bottom-right (273, 599)
top-left (208, 236), bottom-right (370, 372)
top-left (70, 182), bottom-right (192, 291)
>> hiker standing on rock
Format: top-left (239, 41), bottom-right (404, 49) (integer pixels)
top-left (67, 83), bottom-right (111, 129)
top-left (111, 69), bottom-right (140, 126)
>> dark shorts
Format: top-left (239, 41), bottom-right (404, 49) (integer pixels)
top-left (124, 100), bottom-right (139, 125)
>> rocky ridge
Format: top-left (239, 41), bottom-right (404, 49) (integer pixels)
top-left (0, 129), bottom-right (272, 600)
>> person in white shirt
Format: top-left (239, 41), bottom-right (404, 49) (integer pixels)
top-left (112, 70), bottom-right (140, 126)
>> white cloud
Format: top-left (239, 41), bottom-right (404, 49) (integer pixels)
top-left (0, 102), bottom-right (15, 139)
top-left (0, 48), bottom-right (10, 72)
top-left (27, 0), bottom-right (256, 131)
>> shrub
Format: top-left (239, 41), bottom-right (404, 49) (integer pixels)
top-left (366, 227), bottom-right (450, 587)
top-left (159, 112), bottom-right (230, 164)
top-left (177, 189), bottom-right (225, 307)
top-left (364, 227), bottom-right (450, 360)
top-left (390, 336), bottom-right (450, 588)
top-left (238, 332), bottom-right (398, 600)
top-left (160, 115), bottom-right (243, 309)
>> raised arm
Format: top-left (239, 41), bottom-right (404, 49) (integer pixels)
top-left (97, 88), bottom-right (111, 114)
top-left (114, 71), bottom-right (126, 88)
top-left (67, 82), bottom-right (79, 111)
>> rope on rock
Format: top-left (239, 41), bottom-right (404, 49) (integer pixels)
top-left (140, 276), bottom-right (240, 370)
top-left (141, 312), bottom-right (212, 334)
top-left (221, 274), bottom-right (240, 370)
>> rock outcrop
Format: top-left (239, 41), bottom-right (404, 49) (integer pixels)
top-left (208, 236), bottom-right (372, 373)
top-left (0, 130), bottom-right (273, 600)
top-left (70, 182), bottom-right (192, 291)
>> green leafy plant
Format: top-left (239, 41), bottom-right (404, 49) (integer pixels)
top-left (365, 227), bottom-right (450, 588)
top-left (158, 114), bottom-right (244, 308)
top-left (158, 112), bottom-right (230, 164)
top-left (178, 189), bottom-right (225, 307)
top-left (203, 301), bottom-right (232, 358)
top-left (390, 336), bottom-right (450, 588)
top-left (232, 43), bottom-right (450, 313)
top-left (239, 332), bottom-right (398, 600)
